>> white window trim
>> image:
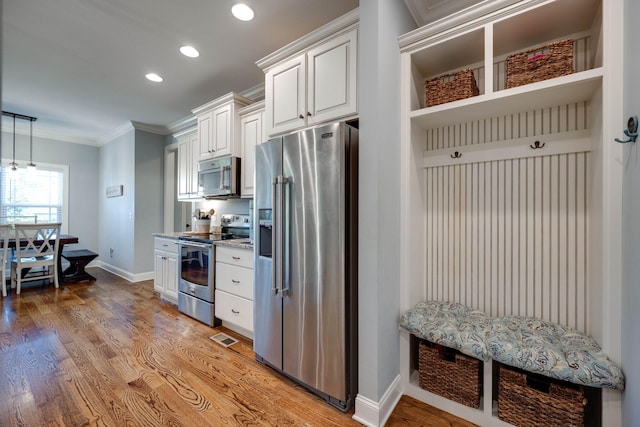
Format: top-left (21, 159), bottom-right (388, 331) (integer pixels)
top-left (0, 159), bottom-right (70, 234)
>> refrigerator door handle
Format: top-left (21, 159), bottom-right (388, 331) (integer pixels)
top-left (275, 176), bottom-right (287, 298)
top-left (271, 177), bottom-right (279, 296)
top-left (281, 177), bottom-right (290, 297)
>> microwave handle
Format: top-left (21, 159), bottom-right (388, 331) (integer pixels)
top-left (221, 165), bottom-right (230, 190)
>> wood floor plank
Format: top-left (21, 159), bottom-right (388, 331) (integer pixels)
top-left (0, 268), bottom-right (476, 427)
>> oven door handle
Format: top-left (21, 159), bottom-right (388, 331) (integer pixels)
top-left (178, 241), bottom-right (211, 250)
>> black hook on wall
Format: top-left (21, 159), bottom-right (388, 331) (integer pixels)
top-left (451, 151), bottom-right (462, 159)
top-left (530, 140), bottom-right (545, 149)
top-left (615, 116), bottom-right (638, 143)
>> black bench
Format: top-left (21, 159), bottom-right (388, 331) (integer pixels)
top-left (62, 249), bottom-right (98, 283)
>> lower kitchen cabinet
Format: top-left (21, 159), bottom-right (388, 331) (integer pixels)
top-left (153, 237), bottom-right (178, 303)
top-left (215, 245), bottom-right (253, 337)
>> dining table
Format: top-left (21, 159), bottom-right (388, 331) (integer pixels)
top-left (8, 234), bottom-right (79, 285)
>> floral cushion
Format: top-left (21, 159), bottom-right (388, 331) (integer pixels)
top-left (486, 316), bottom-right (625, 390)
top-left (400, 301), bottom-right (493, 361)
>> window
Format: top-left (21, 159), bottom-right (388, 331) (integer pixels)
top-left (0, 163), bottom-right (68, 232)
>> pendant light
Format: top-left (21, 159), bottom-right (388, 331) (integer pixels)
top-left (2, 111), bottom-right (38, 172)
top-left (27, 119), bottom-right (36, 170)
top-left (10, 115), bottom-right (18, 173)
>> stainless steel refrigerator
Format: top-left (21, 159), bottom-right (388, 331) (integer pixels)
top-left (253, 121), bottom-right (358, 411)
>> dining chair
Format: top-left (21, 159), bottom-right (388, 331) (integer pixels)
top-left (0, 224), bottom-right (10, 297)
top-left (11, 222), bottom-right (61, 294)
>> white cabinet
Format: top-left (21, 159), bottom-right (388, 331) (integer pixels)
top-left (264, 55), bottom-right (305, 136)
top-left (176, 128), bottom-right (200, 201)
top-left (192, 92), bottom-right (253, 161)
top-left (306, 29), bottom-right (357, 126)
top-left (153, 237), bottom-right (178, 303)
top-left (397, 0), bottom-right (620, 426)
top-left (214, 245), bottom-right (253, 337)
top-left (258, 11), bottom-right (358, 137)
top-left (239, 101), bottom-right (265, 197)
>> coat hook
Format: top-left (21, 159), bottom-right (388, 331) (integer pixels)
top-left (530, 140), bottom-right (545, 149)
top-left (615, 116), bottom-right (638, 143)
top-left (451, 151), bottom-right (462, 159)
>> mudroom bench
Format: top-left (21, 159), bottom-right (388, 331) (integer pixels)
top-left (400, 301), bottom-right (625, 426)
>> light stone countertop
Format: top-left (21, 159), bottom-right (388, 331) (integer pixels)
top-left (213, 239), bottom-right (254, 250)
top-left (152, 232), bottom-right (253, 250)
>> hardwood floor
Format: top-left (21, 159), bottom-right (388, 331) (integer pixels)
top-left (0, 268), bottom-right (477, 427)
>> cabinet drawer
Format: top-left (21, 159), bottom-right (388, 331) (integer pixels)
top-left (216, 246), bottom-right (253, 268)
top-left (215, 290), bottom-right (253, 332)
top-left (154, 238), bottom-right (179, 254)
top-left (215, 263), bottom-right (253, 300)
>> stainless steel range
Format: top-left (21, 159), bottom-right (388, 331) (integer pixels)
top-left (177, 214), bottom-right (250, 326)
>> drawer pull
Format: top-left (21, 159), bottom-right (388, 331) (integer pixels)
top-left (232, 279), bottom-right (240, 284)
top-left (231, 309), bottom-right (240, 314)
top-left (232, 256), bottom-right (241, 260)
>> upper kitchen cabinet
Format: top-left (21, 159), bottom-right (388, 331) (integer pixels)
top-left (192, 92), bottom-right (253, 161)
top-left (175, 127), bottom-right (200, 201)
top-left (238, 101), bottom-right (266, 198)
top-left (257, 9), bottom-right (358, 137)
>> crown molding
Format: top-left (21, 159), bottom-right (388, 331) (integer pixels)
top-left (256, 8), bottom-right (359, 71)
top-left (172, 125), bottom-right (197, 139)
top-left (237, 100), bottom-right (265, 116)
top-left (398, 0), bottom-right (524, 51)
top-left (166, 115), bottom-right (197, 136)
top-left (191, 92), bottom-right (254, 116)
top-left (99, 122), bottom-right (134, 144)
top-left (130, 121), bottom-right (170, 135)
top-left (240, 82), bottom-right (265, 102)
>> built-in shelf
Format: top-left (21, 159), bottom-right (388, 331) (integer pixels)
top-left (399, 0), bottom-right (612, 424)
top-left (411, 68), bottom-right (602, 130)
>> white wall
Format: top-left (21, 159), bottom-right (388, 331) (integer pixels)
top-left (356, 0), bottom-right (415, 421)
top-left (621, 0), bottom-right (640, 423)
top-left (133, 129), bottom-right (164, 274)
top-left (99, 127), bottom-right (164, 278)
top-left (99, 129), bottom-right (135, 273)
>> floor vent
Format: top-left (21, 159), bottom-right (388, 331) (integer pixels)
top-left (210, 333), bottom-right (239, 348)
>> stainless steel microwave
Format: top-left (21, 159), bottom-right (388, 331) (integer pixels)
top-left (198, 156), bottom-right (241, 199)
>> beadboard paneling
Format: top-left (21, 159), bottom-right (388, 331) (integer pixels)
top-left (424, 152), bottom-right (589, 332)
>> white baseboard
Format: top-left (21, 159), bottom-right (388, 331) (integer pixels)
top-left (353, 374), bottom-right (402, 427)
top-left (95, 261), bottom-right (153, 283)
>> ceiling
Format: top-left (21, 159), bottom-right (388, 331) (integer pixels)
top-left (1, 0), bottom-right (359, 145)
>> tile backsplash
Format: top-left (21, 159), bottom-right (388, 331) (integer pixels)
top-left (193, 198), bottom-right (251, 226)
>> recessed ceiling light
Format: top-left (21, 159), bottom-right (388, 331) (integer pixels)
top-left (180, 45), bottom-right (200, 58)
top-left (232, 3), bottom-right (254, 21)
top-left (145, 73), bottom-right (163, 83)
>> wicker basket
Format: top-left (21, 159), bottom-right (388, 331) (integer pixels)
top-left (418, 340), bottom-right (482, 408)
top-left (506, 39), bottom-right (574, 89)
top-left (498, 364), bottom-right (587, 427)
top-left (425, 69), bottom-right (479, 107)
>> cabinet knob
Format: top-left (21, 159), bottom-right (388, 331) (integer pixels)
top-left (298, 114), bottom-right (304, 119)
top-left (307, 112), bottom-right (312, 117)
